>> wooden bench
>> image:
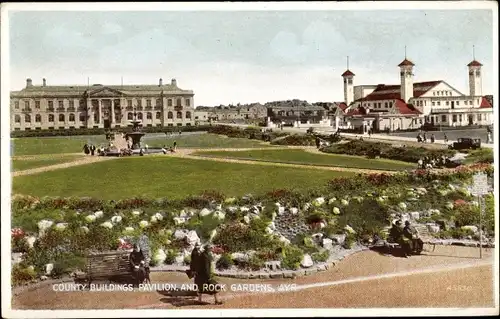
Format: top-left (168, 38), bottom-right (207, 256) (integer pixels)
top-left (414, 225), bottom-right (437, 252)
top-left (74, 250), bottom-right (137, 286)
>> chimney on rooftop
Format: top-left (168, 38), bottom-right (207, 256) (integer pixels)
top-left (26, 78), bottom-right (33, 88)
top-left (43, 78), bottom-right (47, 87)
top-left (171, 78), bottom-right (177, 87)
top-left (159, 78), bottom-right (163, 86)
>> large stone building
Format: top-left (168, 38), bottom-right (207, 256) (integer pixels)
top-left (195, 103), bottom-right (267, 123)
top-left (334, 56), bottom-right (494, 133)
top-left (10, 78), bottom-right (195, 131)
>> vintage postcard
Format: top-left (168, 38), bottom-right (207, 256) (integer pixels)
top-left (1, 1), bottom-right (499, 318)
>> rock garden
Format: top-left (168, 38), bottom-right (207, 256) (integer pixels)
top-left (11, 162), bottom-right (495, 286)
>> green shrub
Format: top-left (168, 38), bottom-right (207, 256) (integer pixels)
top-left (321, 140), bottom-right (454, 163)
top-left (12, 264), bottom-right (37, 286)
top-left (215, 253), bottom-right (234, 270)
top-left (12, 237), bottom-right (29, 253)
top-left (183, 255), bottom-right (191, 266)
top-left (164, 249), bottom-right (178, 265)
top-left (248, 255), bottom-right (265, 271)
top-left (454, 204), bottom-right (479, 227)
top-left (342, 233), bottom-right (356, 249)
top-left (213, 222), bottom-right (280, 253)
top-left (311, 250), bottom-right (330, 263)
top-left (270, 134), bottom-right (316, 146)
top-left (281, 245), bottom-right (304, 270)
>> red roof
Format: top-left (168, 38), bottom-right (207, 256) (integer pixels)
top-left (467, 60), bottom-right (483, 67)
top-left (337, 102), bottom-right (348, 112)
top-left (480, 97), bottom-right (492, 108)
top-left (398, 59), bottom-right (415, 67)
top-left (341, 69), bottom-right (355, 77)
top-left (394, 99), bottom-right (421, 115)
top-left (358, 81), bottom-right (441, 102)
top-left (345, 107), bottom-right (367, 116)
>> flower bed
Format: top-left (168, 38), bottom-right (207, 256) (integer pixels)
top-left (321, 139), bottom-right (455, 163)
top-left (11, 163), bottom-right (494, 286)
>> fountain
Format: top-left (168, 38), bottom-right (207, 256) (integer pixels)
top-left (125, 108), bottom-right (145, 150)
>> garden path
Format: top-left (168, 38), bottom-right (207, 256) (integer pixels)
top-left (12, 246), bottom-right (494, 310)
top-left (172, 148), bottom-right (396, 174)
top-left (11, 155), bottom-right (118, 177)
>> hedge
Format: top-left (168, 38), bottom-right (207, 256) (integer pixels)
top-left (321, 140), bottom-right (455, 163)
top-left (10, 125), bottom-right (213, 138)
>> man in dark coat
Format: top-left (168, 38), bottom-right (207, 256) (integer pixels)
top-left (90, 144), bottom-right (96, 156)
top-left (404, 221), bottom-right (423, 254)
top-left (83, 144), bottom-right (90, 155)
top-left (129, 244), bottom-right (146, 286)
top-left (190, 243), bottom-right (223, 305)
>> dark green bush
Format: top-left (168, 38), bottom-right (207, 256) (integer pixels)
top-left (270, 134), bottom-right (316, 146)
top-left (311, 250), bottom-right (330, 263)
top-left (280, 245), bottom-right (304, 270)
top-left (215, 253), bottom-right (234, 270)
top-left (12, 264), bottom-right (37, 286)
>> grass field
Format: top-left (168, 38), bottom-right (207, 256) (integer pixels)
top-left (11, 155), bottom-right (83, 172)
top-left (193, 149), bottom-right (417, 171)
top-left (11, 133), bottom-right (269, 156)
top-left (12, 156), bottom-right (354, 199)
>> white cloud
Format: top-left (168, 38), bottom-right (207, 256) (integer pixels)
top-left (101, 22), bottom-right (123, 35)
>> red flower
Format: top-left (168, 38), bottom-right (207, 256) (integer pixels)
top-left (211, 245), bottom-right (225, 254)
top-left (11, 228), bottom-right (25, 238)
top-left (454, 199), bottom-right (467, 206)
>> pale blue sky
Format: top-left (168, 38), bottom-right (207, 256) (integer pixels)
top-left (9, 9), bottom-right (494, 105)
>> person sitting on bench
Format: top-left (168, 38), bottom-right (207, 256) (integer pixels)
top-left (129, 244), bottom-right (146, 286)
top-left (403, 221), bottom-right (423, 254)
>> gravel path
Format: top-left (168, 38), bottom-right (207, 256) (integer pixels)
top-left (11, 246), bottom-right (494, 310)
top-left (174, 147), bottom-right (395, 174)
top-left (11, 155), bottom-right (118, 177)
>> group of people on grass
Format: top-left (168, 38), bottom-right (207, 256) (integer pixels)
top-left (417, 155), bottom-right (454, 169)
top-left (128, 241), bottom-right (222, 305)
top-left (388, 220), bottom-right (424, 258)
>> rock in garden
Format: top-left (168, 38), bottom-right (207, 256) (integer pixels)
top-left (94, 211), bottom-right (104, 218)
top-left (186, 230), bottom-right (200, 247)
top-left (38, 219), bottom-right (53, 233)
top-left (332, 207), bottom-right (341, 215)
top-left (340, 199), bottom-right (349, 206)
top-left (40, 275), bottom-right (48, 281)
top-left (85, 214), bottom-right (97, 223)
top-left (45, 263), bottom-right (54, 275)
top-left (313, 197), bottom-right (325, 206)
top-left (427, 224), bottom-right (440, 233)
top-left (214, 211), bottom-right (226, 220)
top-left (174, 217), bottom-right (187, 225)
top-left (100, 221), bottom-right (113, 229)
top-left (461, 225), bottom-right (478, 234)
top-left (278, 235), bottom-right (291, 245)
top-left (328, 198), bottom-right (336, 205)
top-left (231, 252), bottom-right (250, 263)
top-left (265, 261), bottom-right (281, 271)
top-left (111, 215), bottom-right (122, 224)
top-left (199, 208), bottom-right (212, 217)
top-left (409, 212), bottom-right (420, 220)
top-left (153, 249), bottom-right (167, 264)
top-left (175, 254), bottom-right (185, 264)
top-left (300, 254), bottom-right (314, 268)
top-left (303, 203), bottom-right (311, 211)
top-left (344, 225), bottom-right (356, 234)
top-left (26, 236), bottom-right (37, 248)
top-left (132, 210), bottom-right (142, 216)
top-left (226, 206), bottom-right (238, 214)
top-left (240, 206), bottom-right (250, 212)
top-left (54, 222), bottom-right (68, 231)
top-left (277, 206), bottom-right (285, 215)
top-left (330, 234), bottom-right (346, 245)
top-left (289, 207), bottom-right (299, 215)
top-left (265, 227), bottom-right (273, 234)
top-left (312, 233), bottom-right (323, 241)
top-left (322, 238), bottom-right (333, 250)
top-left (174, 229), bottom-right (187, 240)
top-left (243, 215), bottom-right (251, 224)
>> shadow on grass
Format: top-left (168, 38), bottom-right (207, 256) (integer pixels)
top-left (156, 288), bottom-right (215, 307)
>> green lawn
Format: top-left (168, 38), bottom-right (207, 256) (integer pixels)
top-left (192, 149), bottom-right (417, 171)
top-left (12, 155), bottom-right (83, 172)
top-left (11, 133), bottom-right (269, 156)
top-left (12, 157), bottom-right (354, 200)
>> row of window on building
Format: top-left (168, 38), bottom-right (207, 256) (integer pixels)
top-left (13, 122), bottom-right (193, 131)
top-left (429, 113), bottom-right (485, 123)
top-left (364, 101), bottom-right (394, 109)
top-left (13, 97), bottom-right (191, 110)
top-left (14, 111), bottom-right (193, 123)
top-left (432, 90), bottom-right (455, 96)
